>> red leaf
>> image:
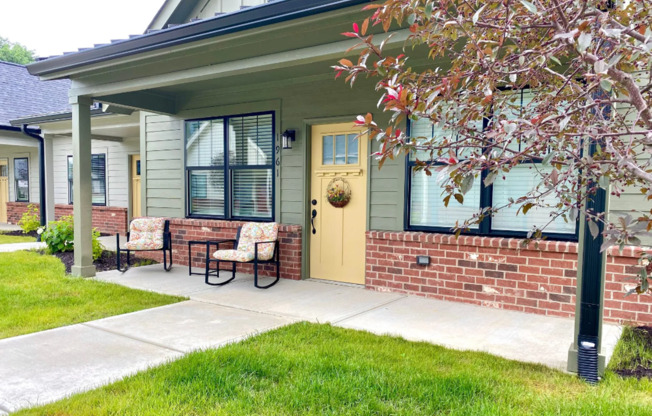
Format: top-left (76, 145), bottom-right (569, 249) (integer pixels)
top-left (341, 32), bottom-right (358, 38)
top-left (353, 23), bottom-right (359, 33)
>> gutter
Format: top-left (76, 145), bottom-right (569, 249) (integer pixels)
top-left (0, 124), bottom-right (46, 238)
top-left (28, 0), bottom-right (368, 77)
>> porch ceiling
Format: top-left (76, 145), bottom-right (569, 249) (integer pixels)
top-left (85, 29), bottom-right (410, 116)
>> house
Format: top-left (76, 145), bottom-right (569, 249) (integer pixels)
top-left (0, 61), bottom-right (68, 223)
top-left (0, 61), bottom-right (141, 234)
top-left (26, 0), bottom-right (651, 329)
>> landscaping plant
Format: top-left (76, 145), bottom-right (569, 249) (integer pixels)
top-left (17, 203), bottom-right (40, 234)
top-left (41, 215), bottom-right (104, 261)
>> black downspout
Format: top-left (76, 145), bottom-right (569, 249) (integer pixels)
top-left (576, 156), bottom-right (606, 383)
top-left (20, 125), bottom-right (46, 241)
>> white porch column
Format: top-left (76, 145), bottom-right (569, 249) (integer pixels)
top-left (43, 134), bottom-right (55, 224)
top-left (70, 96), bottom-right (95, 277)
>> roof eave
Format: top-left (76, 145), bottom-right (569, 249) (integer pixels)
top-left (27, 0), bottom-right (367, 78)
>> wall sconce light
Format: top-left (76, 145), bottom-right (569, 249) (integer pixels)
top-left (282, 129), bottom-right (296, 150)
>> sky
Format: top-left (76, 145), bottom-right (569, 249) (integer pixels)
top-left (0, 0), bottom-right (166, 58)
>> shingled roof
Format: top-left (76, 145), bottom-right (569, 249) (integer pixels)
top-left (0, 61), bottom-right (70, 126)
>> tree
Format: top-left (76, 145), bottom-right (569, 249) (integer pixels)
top-left (0, 37), bottom-right (35, 65)
top-left (334, 0), bottom-right (652, 294)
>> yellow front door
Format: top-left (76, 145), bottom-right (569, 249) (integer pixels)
top-left (131, 155), bottom-right (141, 218)
top-left (0, 160), bottom-right (7, 222)
top-left (310, 123), bottom-right (368, 284)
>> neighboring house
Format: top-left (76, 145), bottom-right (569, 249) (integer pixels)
top-left (0, 61), bottom-right (140, 234)
top-left (0, 61), bottom-right (68, 223)
top-left (26, 0), bottom-right (651, 328)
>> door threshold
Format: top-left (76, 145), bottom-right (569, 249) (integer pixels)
top-left (306, 278), bottom-right (365, 288)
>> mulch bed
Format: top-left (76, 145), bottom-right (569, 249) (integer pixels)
top-left (0, 230), bottom-right (39, 238)
top-left (613, 326), bottom-right (652, 380)
top-left (49, 250), bottom-right (158, 274)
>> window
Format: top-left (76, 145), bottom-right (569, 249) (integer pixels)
top-left (68, 154), bottom-right (107, 206)
top-left (14, 158), bottom-right (29, 202)
top-left (185, 112), bottom-right (274, 220)
top-left (322, 133), bottom-right (359, 165)
top-left (406, 90), bottom-right (577, 239)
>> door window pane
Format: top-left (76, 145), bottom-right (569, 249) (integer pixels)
top-left (335, 134), bottom-right (346, 164)
top-left (322, 135), bottom-right (334, 165)
top-left (347, 134), bottom-right (358, 164)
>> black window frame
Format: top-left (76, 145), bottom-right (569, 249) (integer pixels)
top-left (67, 153), bottom-right (107, 206)
top-left (404, 90), bottom-right (579, 241)
top-left (13, 157), bottom-right (29, 202)
top-left (184, 111), bottom-right (276, 222)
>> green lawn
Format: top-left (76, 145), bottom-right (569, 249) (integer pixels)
top-left (0, 251), bottom-right (185, 339)
top-left (15, 323), bottom-right (652, 416)
top-left (0, 233), bottom-right (36, 244)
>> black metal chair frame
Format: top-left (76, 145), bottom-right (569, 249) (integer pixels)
top-left (205, 227), bottom-right (280, 289)
top-left (116, 219), bottom-right (173, 272)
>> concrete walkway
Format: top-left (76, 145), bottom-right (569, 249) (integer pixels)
top-left (0, 223), bottom-right (46, 253)
top-left (0, 265), bottom-right (622, 414)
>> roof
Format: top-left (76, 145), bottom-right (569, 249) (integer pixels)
top-left (0, 61), bottom-right (70, 126)
top-left (28, 0), bottom-right (367, 78)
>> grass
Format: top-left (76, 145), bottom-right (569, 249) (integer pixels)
top-left (0, 250), bottom-right (185, 339)
top-left (608, 325), bottom-right (652, 371)
top-left (0, 233), bottom-right (36, 244)
top-left (15, 323), bottom-right (652, 416)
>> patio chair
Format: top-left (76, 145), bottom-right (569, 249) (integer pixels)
top-left (116, 217), bottom-right (172, 272)
top-left (205, 222), bottom-right (280, 289)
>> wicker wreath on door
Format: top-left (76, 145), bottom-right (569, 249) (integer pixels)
top-left (326, 177), bottom-right (352, 208)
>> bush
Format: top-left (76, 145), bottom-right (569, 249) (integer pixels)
top-left (41, 216), bottom-right (74, 254)
top-left (41, 216), bottom-right (104, 261)
top-left (92, 228), bottom-right (103, 261)
top-left (18, 204), bottom-right (40, 234)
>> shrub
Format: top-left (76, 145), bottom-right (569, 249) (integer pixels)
top-left (41, 216), bottom-right (104, 261)
top-left (18, 204), bottom-right (40, 234)
top-left (41, 216), bottom-right (74, 254)
top-left (92, 228), bottom-right (103, 261)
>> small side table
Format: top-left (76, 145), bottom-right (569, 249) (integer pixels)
top-left (188, 240), bottom-right (209, 276)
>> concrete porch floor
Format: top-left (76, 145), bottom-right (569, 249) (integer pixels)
top-left (0, 264), bottom-right (622, 414)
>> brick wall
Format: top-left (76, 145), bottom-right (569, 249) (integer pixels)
top-left (133, 218), bottom-right (302, 281)
top-left (366, 231), bottom-right (652, 325)
top-left (6, 202), bottom-right (128, 235)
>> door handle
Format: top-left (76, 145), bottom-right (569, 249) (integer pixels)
top-left (311, 209), bottom-right (317, 235)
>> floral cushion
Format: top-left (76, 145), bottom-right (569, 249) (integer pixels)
top-left (213, 222), bottom-right (278, 262)
top-left (125, 217), bottom-right (166, 250)
top-left (214, 249), bottom-right (255, 262)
